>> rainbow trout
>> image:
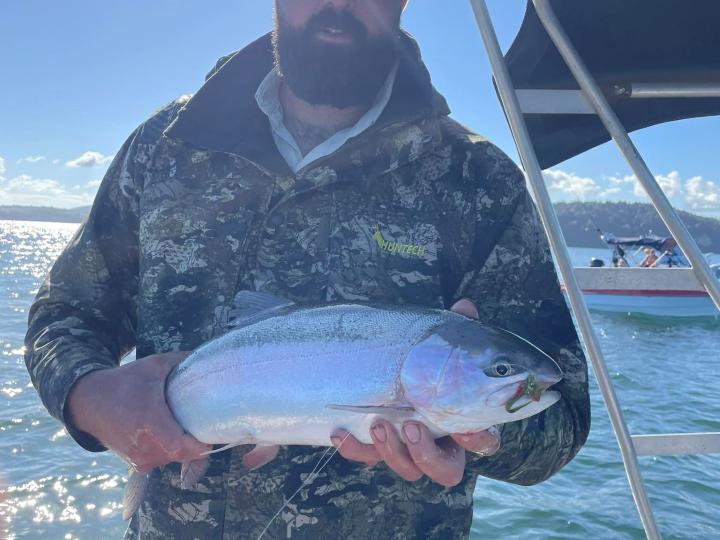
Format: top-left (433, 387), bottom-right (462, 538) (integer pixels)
top-left (122, 291), bottom-right (563, 519)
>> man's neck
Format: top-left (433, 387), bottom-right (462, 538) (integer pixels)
top-left (279, 81), bottom-right (367, 156)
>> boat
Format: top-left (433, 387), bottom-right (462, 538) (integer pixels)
top-left (569, 232), bottom-right (719, 317)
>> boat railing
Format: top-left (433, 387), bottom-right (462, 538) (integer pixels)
top-left (469, 2), bottom-right (719, 539)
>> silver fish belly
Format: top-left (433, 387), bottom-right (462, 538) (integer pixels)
top-left (166, 305), bottom-right (446, 446)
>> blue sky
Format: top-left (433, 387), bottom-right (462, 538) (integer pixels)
top-left (1, 1), bottom-right (718, 216)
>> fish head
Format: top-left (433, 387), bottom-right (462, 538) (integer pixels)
top-left (400, 314), bottom-right (563, 434)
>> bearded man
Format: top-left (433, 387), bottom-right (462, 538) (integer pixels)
top-left (25, 1), bottom-right (590, 538)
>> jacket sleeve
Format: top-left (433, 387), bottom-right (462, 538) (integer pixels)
top-left (24, 127), bottom-right (145, 452)
top-left (453, 160), bottom-right (591, 485)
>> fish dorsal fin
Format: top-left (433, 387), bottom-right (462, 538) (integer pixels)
top-left (228, 291), bottom-right (295, 328)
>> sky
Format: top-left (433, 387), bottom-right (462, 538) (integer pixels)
top-left (1, 1), bottom-right (718, 216)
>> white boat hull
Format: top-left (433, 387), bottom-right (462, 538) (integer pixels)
top-left (582, 290), bottom-right (716, 317)
top-left (565, 268), bottom-right (718, 317)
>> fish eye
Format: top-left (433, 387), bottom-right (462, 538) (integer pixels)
top-left (487, 356), bottom-right (514, 377)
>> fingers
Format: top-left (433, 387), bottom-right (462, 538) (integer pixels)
top-left (450, 298), bottom-right (479, 319)
top-left (127, 432), bottom-right (211, 472)
top-left (451, 426), bottom-right (501, 457)
top-left (154, 398), bottom-right (211, 456)
top-left (370, 421), bottom-right (423, 482)
top-left (332, 423), bottom-right (476, 488)
top-left (401, 422), bottom-right (465, 487)
top-left (331, 429), bottom-right (382, 467)
top-left (127, 404), bottom-right (211, 471)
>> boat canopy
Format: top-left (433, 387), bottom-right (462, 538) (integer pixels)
top-left (505, 0), bottom-right (720, 168)
top-left (602, 234), bottom-right (672, 251)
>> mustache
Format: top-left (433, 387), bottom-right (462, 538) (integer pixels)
top-left (304, 8), bottom-right (368, 41)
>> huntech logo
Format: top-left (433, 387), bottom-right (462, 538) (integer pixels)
top-left (372, 225), bottom-right (427, 258)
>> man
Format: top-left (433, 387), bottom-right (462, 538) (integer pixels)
top-left (25, 1), bottom-right (590, 538)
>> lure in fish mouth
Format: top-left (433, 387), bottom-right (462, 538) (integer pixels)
top-left (503, 372), bottom-right (560, 413)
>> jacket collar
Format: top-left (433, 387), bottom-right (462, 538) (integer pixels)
top-left (164, 31), bottom-right (450, 176)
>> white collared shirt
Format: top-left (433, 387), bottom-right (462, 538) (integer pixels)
top-left (255, 64), bottom-right (398, 173)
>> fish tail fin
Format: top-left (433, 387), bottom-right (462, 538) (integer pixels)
top-left (122, 470), bottom-right (149, 520)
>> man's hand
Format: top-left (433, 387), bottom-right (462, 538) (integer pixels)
top-left (66, 352), bottom-right (211, 472)
top-left (331, 299), bottom-right (502, 487)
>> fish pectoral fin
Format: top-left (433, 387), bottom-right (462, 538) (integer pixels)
top-left (327, 404), bottom-right (416, 416)
top-left (201, 443), bottom-right (242, 456)
top-left (180, 457), bottom-right (210, 490)
top-left (228, 291), bottom-right (295, 328)
top-left (122, 470), bottom-right (149, 521)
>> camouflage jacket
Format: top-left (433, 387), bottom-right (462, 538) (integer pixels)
top-left (25, 32), bottom-right (590, 539)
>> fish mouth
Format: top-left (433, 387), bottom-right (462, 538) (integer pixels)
top-left (504, 372), bottom-right (561, 413)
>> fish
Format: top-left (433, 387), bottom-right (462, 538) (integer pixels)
top-left (122, 291), bottom-right (563, 520)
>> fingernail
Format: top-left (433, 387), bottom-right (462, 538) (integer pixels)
top-left (330, 436), bottom-right (342, 447)
top-left (371, 424), bottom-right (387, 443)
top-left (484, 426), bottom-right (502, 455)
top-left (403, 423), bottom-right (422, 445)
top-left (460, 434), bottom-right (474, 445)
top-left (488, 426), bottom-right (501, 444)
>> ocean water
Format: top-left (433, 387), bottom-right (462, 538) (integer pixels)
top-left (0, 220), bottom-right (718, 539)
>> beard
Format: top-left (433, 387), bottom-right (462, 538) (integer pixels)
top-left (273, 7), bottom-right (400, 109)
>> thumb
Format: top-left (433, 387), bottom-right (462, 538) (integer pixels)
top-left (154, 351), bottom-right (192, 376)
top-left (450, 299), bottom-right (479, 320)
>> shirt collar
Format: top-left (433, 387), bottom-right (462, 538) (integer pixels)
top-left (255, 63), bottom-right (399, 173)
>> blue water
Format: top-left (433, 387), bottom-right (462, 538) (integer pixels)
top-left (0, 221), bottom-right (718, 539)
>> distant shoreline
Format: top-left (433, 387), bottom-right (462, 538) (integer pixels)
top-left (0, 205), bottom-right (90, 224)
top-left (554, 202), bottom-right (720, 252)
top-left (1, 202), bottom-right (718, 250)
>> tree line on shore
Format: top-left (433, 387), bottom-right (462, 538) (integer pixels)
top-left (554, 201), bottom-right (720, 252)
top-left (1, 202), bottom-right (718, 252)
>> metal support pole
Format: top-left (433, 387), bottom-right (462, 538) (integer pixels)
top-left (533, 0), bottom-right (720, 314)
top-left (616, 83), bottom-right (720, 99)
top-left (468, 2), bottom-right (662, 539)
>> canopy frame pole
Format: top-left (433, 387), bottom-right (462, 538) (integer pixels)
top-left (616, 83), bottom-right (720, 99)
top-left (468, 2), bottom-right (662, 539)
top-left (532, 0), bottom-right (720, 313)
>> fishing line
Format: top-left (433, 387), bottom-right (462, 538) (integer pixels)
top-left (256, 433), bottom-right (351, 540)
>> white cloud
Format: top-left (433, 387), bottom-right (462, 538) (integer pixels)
top-left (628, 171), bottom-right (683, 199)
top-left (543, 169), bottom-right (600, 201)
top-left (0, 156), bottom-right (5, 176)
top-left (66, 151), bottom-right (114, 168)
top-left (86, 179), bottom-right (102, 188)
top-left (599, 187), bottom-right (621, 197)
top-left (0, 174), bottom-right (97, 208)
top-left (17, 155), bottom-right (46, 164)
top-left (52, 159), bottom-right (60, 165)
top-left (685, 176), bottom-right (720, 211)
top-left (607, 174), bottom-right (636, 187)
top-left (570, 169), bottom-right (720, 212)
